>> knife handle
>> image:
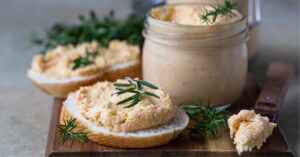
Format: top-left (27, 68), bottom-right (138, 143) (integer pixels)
top-left (254, 62), bottom-right (295, 122)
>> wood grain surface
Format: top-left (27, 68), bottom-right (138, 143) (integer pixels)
top-left (45, 74), bottom-right (294, 157)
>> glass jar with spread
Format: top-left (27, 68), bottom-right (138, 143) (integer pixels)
top-left (142, 4), bottom-right (248, 106)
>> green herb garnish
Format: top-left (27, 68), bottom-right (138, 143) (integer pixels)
top-left (58, 118), bottom-right (88, 143)
top-left (72, 56), bottom-right (94, 70)
top-left (200, 1), bottom-right (237, 24)
top-left (112, 77), bottom-right (160, 108)
top-left (32, 10), bottom-right (144, 53)
top-left (72, 48), bottom-right (98, 70)
top-left (181, 101), bottom-right (228, 137)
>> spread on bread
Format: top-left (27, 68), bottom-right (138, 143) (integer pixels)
top-left (228, 110), bottom-right (277, 155)
top-left (76, 78), bottom-right (176, 132)
top-left (31, 40), bottom-right (140, 79)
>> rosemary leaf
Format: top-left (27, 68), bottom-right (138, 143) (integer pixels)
top-left (137, 81), bottom-right (143, 90)
top-left (115, 87), bottom-right (136, 92)
top-left (199, 0), bottom-right (237, 24)
top-left (117, 94), bottom-right (137, 105)
top-left (144, 91), bottom-right (160, 99)
top-left (113, 83), bottom-right (132, 87)
top-left (72, 56), bottom-right (95, 70)
top-left (113, 77), bottom-right (160, 108)
top-left (58, 118), bottom-right (88, 143)
top-left (72, 48), bottom-right (98, 70)
top-left (138, 80), bottom-right (159, 89)
top-left (180, 102), bottom-right (228, 137)
top-left (124, 94), bottom-right (143, 108)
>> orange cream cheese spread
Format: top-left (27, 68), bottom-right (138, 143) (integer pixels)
top-left (76, 79), bottom-right (176, 132)
top-left (31, 40), bottom-right (140, 79)
top-left (228, 110), bottom-right (277, 155)
top-left (151, 4), bottom-right (242, 26)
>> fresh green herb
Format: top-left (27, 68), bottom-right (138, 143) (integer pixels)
top-left (32, 10), bottom-right (144, 53)
top-left (72, 56), bottom-right (94, 70)
top-left (58, 118), bottom-right (88, 143)
top-left (112, 77), bottom-right (160, 108)
top-left (181, 101), bottom-right (228, 137)
top-left (200, 1), bottom-right (237, 24)
top-left (72, 49), bottom-right (98, 70)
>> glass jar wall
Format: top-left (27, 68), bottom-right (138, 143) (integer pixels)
top-left (142, 4), bottom-right (249, 106)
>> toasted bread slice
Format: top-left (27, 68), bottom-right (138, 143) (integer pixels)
top-left (60, 92), bottom-right (189, 148)
top-left (28, 60), bottom-right (141, 98)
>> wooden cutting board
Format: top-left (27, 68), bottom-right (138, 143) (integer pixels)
top-left (45, 74), bottom-right (294, 157)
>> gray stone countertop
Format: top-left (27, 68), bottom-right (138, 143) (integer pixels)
top-left (0, 0), bottom-right (298, 156)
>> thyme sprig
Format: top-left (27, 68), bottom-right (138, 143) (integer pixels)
top-left (112, 77), bottom-right (160, 108)
top-left (72, 48), bottom-right (98, 70)
top-left (200, 1), bottom-right (237, 24)
top-left (32, 10), bottom-right (144, 53)
top-left (181, 101), bottom-right (228, 137)
top-left (58, 118), bottom-right (88, 143)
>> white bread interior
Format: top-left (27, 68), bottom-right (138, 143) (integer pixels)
top-left (60, 92), bottom-right (189, 148)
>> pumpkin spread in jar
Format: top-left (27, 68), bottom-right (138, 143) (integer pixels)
top-left (151, 4), bottom-right (242, 26)
top-left (143, 3), bottom-right (247, 106)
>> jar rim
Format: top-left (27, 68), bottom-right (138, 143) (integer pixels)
top-left (143, 29), bottom-right (249, 47)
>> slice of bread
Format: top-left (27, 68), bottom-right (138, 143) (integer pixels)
top-left (28, 60), bottom-right (141, 98)
top-left (60, 92), bottom-right (189, 148)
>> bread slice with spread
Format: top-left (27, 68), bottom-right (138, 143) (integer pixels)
top-left (28, 40), bottom-right (141, 98)
top-left (59, 78), bottom-right (189, 148)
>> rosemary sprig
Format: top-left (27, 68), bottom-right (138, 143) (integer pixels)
top-left (112, 77), bottom-right (160, 108)
top-left (200, 1), bottom-right (237, 24)
top-left (58, 118), bottom-right (88, 143)
top-left (181, 101), bottom-right (228, 137)
top-left (32, 10), bottom-right (144, 53)
top-left (72, 48), bottom-right (98, 70)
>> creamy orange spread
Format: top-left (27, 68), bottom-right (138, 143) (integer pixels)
top-left (76, 79), bottom-right (176, 132)
top-left (228, 110), bottom-right (277, 155)
top-left (31, 40), bottom-right (140, 79)
top-left (151, 5), bottom-right (242, 26)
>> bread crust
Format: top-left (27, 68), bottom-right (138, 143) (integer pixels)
top-left (60, 105), bottom-right (175, 148)
top-left (28, 60), bottom-right (141, 98)
top-left (103, 60), bottom-right (142, 81)
top-left (29, 74), bottom-right (103, 98)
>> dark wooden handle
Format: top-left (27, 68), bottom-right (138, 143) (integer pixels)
top-left (254, 62), bottom-right (295, 122)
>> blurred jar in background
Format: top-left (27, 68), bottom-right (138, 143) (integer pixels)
top-left (132, 0), bottom-right (260, 59)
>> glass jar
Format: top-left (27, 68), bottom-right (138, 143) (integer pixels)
top-left (142, 4), bottom-right (249, 106)
top-left (165, 0), bottom-right (261, 59)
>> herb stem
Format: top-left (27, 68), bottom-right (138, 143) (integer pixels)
top-left (181, 102), bottom-right (228, 137)
top-left (200, 1), bottom-right (237, 24)
top-left (112, 77), bottom-right (160, 108)
top-left (58, 118), bottom-right (88, 143)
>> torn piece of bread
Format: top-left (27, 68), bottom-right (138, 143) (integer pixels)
top-left (60, 92), bottom-right (189, 148)
top-left (228, 110), bottom-right (277, 155)
top-left (27, 40), bottom-right (141, 98)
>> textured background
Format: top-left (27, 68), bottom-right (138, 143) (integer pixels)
top-left (0, 0), bottom-right (298, 156)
